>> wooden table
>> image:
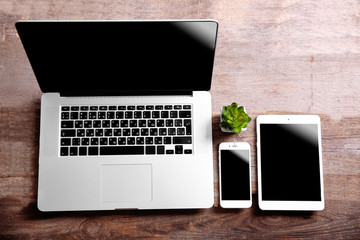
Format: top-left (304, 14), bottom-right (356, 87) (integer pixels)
top-left (1, 0), bottom-right (359, 239)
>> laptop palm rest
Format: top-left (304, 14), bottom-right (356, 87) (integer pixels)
top-left (101, 164), bottom-right (152, 202)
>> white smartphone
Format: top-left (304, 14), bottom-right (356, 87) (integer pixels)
top-left (219, 142), bottom-right (252, 208)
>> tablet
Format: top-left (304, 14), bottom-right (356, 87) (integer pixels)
top-left (256, 115), bottom-right (324, 211)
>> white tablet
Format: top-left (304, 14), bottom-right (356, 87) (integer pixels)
top-left (256, 115), bottom-right (324, 211)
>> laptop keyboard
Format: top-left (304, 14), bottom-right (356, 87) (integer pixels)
top-left (59, 104), bottom-right (193, 156)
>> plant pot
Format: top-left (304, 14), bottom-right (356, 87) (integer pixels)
top-left (220, 107), bottom-right (247, 133)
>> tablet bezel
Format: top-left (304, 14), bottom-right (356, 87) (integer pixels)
top-left (256, 115), bottom-right (325, 211)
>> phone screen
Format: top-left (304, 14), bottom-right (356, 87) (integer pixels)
top-left (220, 150), bottom-right (250, 200)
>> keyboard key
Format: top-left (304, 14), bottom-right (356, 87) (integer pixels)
top-left (118, 106), bottom-right (126, 110)
top-left (141, 128), bottom-right (149, 136)
top-left (123, 129), bottom-right (130, 136)
top-left (61, 106), bottom-right (70, 111)
top-left (79, 147), bottom-right (87, 155)
top-left (61, 112), bottom-right (69, 119)
top-left (183, 105), bottom-right (191, 109)
top-left (130, 120), bottom-right (137, 127)
top-left (89, 112), bottom-right (97, 119)
top-left (61, 129), bottom-right (76, 137)
top-left (184, 119), bottom-right (192, 135)
top-left (71, 106), bottom-right (79, 111)
top-left (72, 138), bottom-right (80, 146)
top-left (88, 146), bottom-right (98, 155)
top-left (77, 129), bottom-right (85, 137)
top-left (159, 128), bottom-right (167, 136)
top-left (99, 106), bottom-right (107, 110)
top-left (168, 128), bottom-right (176, 135)
top-left (148, 120), bottom-right (155, 127)
top-left (174, 105), bottom-right (182, 110)
top-left (100, 138), bottom-right (108, 145)
top-left (80, 106), bottom-right (89, 111)
top-left (177, 128), bottom-right (185, 135)
top-left (137, 105), bottom-right (145, 110)
top-left (104, 129), bottom-right (112, 136)
top-left (152, 111), bottom-right (160, 118)
top-left (139, 120), bottom-right (147, 127)
top-left (175, 145), bottom-right (183, 154)
top-left (132, 128), bottom-right (140, 136)
top-left (86, 129), bottom-right (94, 137)
top-left (166, 150), bottom-right (174, 154)
top-left (184, 149), bottom-right (192, 154)
top-left (95, 129), bottom-right (103, 136)
top-left (70, 112), bottom-right (79, 119)
top-left (155, 137), bottom-right (162, 144)
top-left (156, 120), bottom-right (165, 127)
top-left (143, 111), bottom-right (151, 118)
top-left (111, 120), bottom-right (119, 128)
top-left (116, 111), bottom-right (124, 119)
top-left (75, 120), bottom-right (83, 128)
top-left (98, 112), bottom-right (106, 119)
top-left (161, 111), bottom-right (169, 118)
top-left (155, 105), bottom-right (163, 110)
top-left (164, 137), bottom-right (171, 144)
top-left (150, 128), bottom-right (158, 136)
top-left (84, 120), bottom-right (92, 128)
top-left (170, 111), bottom-right (178, 118)
top-left (81, 138), bottom-right (90, 145)
top-left (173, 137), bottom-right (192, 144)
top-left (61, 121), bottom-right (74, 128)
top-left (61, 138), bottom-right (71, 146)
top-left (157, 146), bottom-right (165, 154)
top-left (175, 119), bottom-right (182, 127)
top-left (146, 146), bottom-right (156, 155)
top-left (100, 146), bottom-right (144, 155)
top-left (109, 137), bottom-right (117, 145)
top-left (70, 147), bottom-right (78, 156)
top-left (91, 138), bottom-right (99, 145)
top-left (107, 112), bottom-right (115, 119)
top-left (60, 147), bottom-right (69, 156)
top-left (80, 112), bottom-right (88, 119)
top-left (146, 105), bottom-right (154, 110)
top-left (127, 137), bottom-right (135, 145)
top-left (136, 137), bottom-right (144, 145)
top-left (125, 111), bottom-right (133, 119)
top-left (118, 137), bottom-right (126, 145)
top-left (90, 106), bottom-right (98, 111)
top-left (109, 106), bottom-right (117, 110)
top-left (93, 120), bottom-right (101, 128)
top-left (114, 129), bottom-right (122, 136)
top-left (179, 111), bottom-right (191, 118)
top-left (127, 106), bottom-right (135, 110)
top-left (146, 137), bottom-right (153, 144)
top-left (102, 120), bottom-right (110, 128)
top-left (166, 119), bottom-right (173, 127)
top-left (134, 111), bottom-right (142, 119)
top-left (165, 105), bottom-right (172, 110)
top-left (121, 120), bottom-right (128, 127)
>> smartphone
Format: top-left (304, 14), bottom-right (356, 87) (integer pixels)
top-left (219, 142), bottom-right (252, 208)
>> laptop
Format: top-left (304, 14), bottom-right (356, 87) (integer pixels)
top-left (16, 20), bottom-right (218, 211)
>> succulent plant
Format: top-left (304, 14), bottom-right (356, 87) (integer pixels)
top-left (220, 102), bottom-right (251, 133)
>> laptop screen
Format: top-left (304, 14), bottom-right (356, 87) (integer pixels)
top-left (16, 20), bottom-right (218, 95)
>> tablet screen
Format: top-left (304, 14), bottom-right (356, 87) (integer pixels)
top-left (260, 124), bottom-right (321, 201)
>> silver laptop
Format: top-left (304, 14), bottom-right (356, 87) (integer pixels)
top-left (16, 20), bottom-right (218, 211)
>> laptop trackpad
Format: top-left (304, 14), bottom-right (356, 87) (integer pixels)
top-left (101, 164), bottom-right (152, 202)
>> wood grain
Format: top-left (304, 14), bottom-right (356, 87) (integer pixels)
top-left (1, 0), bottom-right (359, 239)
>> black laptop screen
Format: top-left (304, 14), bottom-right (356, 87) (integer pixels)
top-left (16, 21), bottom-right (218, 95)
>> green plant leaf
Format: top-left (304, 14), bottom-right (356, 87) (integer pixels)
top-left (220, 102), bottom-right (251, 133)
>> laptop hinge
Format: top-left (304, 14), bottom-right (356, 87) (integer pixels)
top-left (59, 90), bottom-right (193, 97)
